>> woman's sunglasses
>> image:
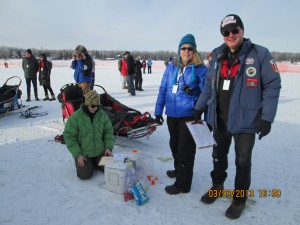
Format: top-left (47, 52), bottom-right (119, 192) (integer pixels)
top-left (180, 47), bottom-right (194, 51)
top-left (222, 28), bottom-right (240, 37)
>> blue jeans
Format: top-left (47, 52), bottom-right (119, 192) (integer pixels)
top-left (127, 74), bottom-right (135, 95)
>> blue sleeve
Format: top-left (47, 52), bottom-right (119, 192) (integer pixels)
top-left (154, 66), bottom-right (170, 116)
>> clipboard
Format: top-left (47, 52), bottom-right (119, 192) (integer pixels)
top-left (186, 121), bottom-right (216, 149)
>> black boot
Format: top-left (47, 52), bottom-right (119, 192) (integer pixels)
top-left (165, 183), bottom-right (189, 195)
top-left (166, 170), bottom-right (176, 178)
top-left (225, 200), bottom-right (246, 219)
top-left (43, 95), bottom-right (49, 101)
top-left (200, 183), bottom-right (224, 204)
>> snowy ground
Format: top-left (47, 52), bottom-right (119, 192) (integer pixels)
top-left (0, 61), bottom-right (299, 225)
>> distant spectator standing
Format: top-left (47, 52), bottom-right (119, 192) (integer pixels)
top-left (4, 62), bottom-right (8, 68)
top-left (119, 55), bottom-right (128, 89)
top-left (22, 49), bottom-right (39, 101)
top-left (134, 57), bottom-right (144, 91)
top-left (123, 51), bottom-right (136, 96)
top-left (147, 59), bottom-right (152, 74)
top-left (142, 59), bottom-right (146, 74)
top-left (91, 60), bottom-right (96, 90)
top-left (71, 45), bottom-right (93, 95)
top-left (38, 53), bottom-right (55, 101)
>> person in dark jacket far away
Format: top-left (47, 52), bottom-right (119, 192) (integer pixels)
top-left (63, 90), bottom-right (115, 180)
top-left (123, 51), bottom-right (136, 96)
top-left (22, 49), bottom-right (39, 101)
top-left (38, 53), bottom-right (55, 101)
top-left (154, 34), bottom-right (207, 196)
top-left (194, 14), bottom-right (281, 219)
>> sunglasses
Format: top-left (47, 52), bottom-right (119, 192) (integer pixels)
top-left (222, 28), bottom-right (240, 37)
top-left (90, 104), bottom-right (100, 109)
top-left (180, 47), bottom-right (194, 51)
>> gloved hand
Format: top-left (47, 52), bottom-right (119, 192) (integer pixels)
top-left (193, 110), bottom-right (203, 122)
top-left (257, 119), bottom-right (272, 140)
top-left (155, 115), bottom-right (164, 125)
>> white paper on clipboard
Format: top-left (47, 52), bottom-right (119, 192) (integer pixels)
top-left (186, 121), bottom-right (216, 149)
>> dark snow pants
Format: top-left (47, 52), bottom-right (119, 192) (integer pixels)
top-left (75, 155), bottom-right (104, 180)
top-left (167, 116), bottom-right (196, 192)
top-left (211, 130), bottom-right (255, 202)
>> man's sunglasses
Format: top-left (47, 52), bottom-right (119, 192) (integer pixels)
top-left (90, 104), bottom-right (100, 109)
top-left (180, 47), bottom-right (194, 51)
top-left (222, 28), bottom-right (240, 37)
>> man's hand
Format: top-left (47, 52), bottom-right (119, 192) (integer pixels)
top-left (257, 119), bottom-right (272, 140)
top-left (193, 110), bottom-right (203, 121)
top-left (77, 155), bottom-right (86, 167)
top-left (155, 115), bottom-right (164, 125)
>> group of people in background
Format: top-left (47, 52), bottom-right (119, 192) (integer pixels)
top-left (21, 13), bottom-right (282, 220)
top-left (118, 52), bottom-right (150, 95)
top-left (22, 49), bottom-right (55, 101)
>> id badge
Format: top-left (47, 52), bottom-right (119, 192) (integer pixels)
top-left (172, 84), bottom-right (178, 93)
top-left (223, 80), bottom-right (230, 90)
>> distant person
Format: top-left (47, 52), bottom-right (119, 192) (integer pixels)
top-left (154, 34), bottom-right (207, 195)
top-left (147, 59), bottom-right (152, 74)
top-left (142, 59), bottom-right (146, 74)
top-left (71, 45), bottom-right (93, 95)
top-left (134, 57), bottom-right (144, 91)
top-left (38, 53), bottom-right (55, 101)
top-left (4, 62), bottom-right (8, 68)
top-left (64, 90), bottom-right (115, 180)
top-left (207, 52), bottom-right (213, 68)
top-left (119, 55), bottom-right (128, 89)
top-left (194, 14), bottom-right (281, 219)
top-left (91, 60), bottom-right (95, 90)
top-left (123, 51), bottom-right (136, 96)
top-left (22, 49), bottom-right (39, 101)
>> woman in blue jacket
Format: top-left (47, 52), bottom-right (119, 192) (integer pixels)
top-left (154, 34), bottom-right (207, 195)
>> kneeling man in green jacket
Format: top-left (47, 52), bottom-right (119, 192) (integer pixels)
top-left (64, 90), bottom-right (115, 179)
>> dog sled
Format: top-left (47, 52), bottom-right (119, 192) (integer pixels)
top-left (58, 83), bottom-right (158, 141)
top-left (0, 76), bottom-right (22, 114)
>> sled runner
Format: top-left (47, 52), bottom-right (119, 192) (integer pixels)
top-left (0, 76), bottom-right (22, 114)
top-left (58, 84), bottom-right (158, 141)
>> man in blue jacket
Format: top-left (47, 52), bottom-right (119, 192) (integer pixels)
top-left (194, 14), bottom-right (281, 219)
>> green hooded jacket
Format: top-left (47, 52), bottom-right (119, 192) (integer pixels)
top-left (64, 106), bottom-right (115, 158)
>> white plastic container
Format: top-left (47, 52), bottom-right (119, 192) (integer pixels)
top-left (105, 162), bottom-right (135, 194)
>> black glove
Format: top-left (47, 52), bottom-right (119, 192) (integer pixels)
top-left (155, 115), bottom-right (164, 125)
top-left (193, 110), bottom-right (203, 121)
top-left (257, 119), bottom-right (272, 140)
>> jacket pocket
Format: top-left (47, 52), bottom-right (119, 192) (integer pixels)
top-left (237, 102), bottom-right (262, 129)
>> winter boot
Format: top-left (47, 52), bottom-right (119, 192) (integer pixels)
top-left (26, 97), bottom-right (30, 102)
top-left (166, 170), bottom-right (176, 178)
top-left (35, 96), bottom-right (40, 101)
top-left (225, 200), bottom-right (246, 219)
top-left (200, 183), bottom-right (224, 204)
top-left (43, 95), bottom-right (49, 101)
top-left (49, 94), bottom-right (56, 101)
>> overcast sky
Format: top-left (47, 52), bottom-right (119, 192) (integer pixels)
top-left (0, 0), bottom-right (299, 53)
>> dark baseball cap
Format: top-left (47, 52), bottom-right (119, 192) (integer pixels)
top-left (220, 14), bottom-right (244, 35)
top-left (123, 51), bottom-right (130, 55)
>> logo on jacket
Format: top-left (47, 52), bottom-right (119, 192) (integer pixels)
top-left (270, 59), bottom-right (279, 73)
top-left (246, 67), bottom-right (256, 77)
top-left (245, 58), bottom-right (254, 64)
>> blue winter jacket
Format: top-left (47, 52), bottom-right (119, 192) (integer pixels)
top-left (155, 63), bottom-right (207, 118)
top-left (195, 39), bottom-right (281, 133)
top-left (71, 54), bottom-right (93, 83)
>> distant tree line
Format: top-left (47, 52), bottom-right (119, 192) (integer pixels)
top-left (0, 46), bottom-right (299, 63)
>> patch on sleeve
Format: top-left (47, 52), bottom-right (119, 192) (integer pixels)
top-left (270, 59), bottom-right (279, 73)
